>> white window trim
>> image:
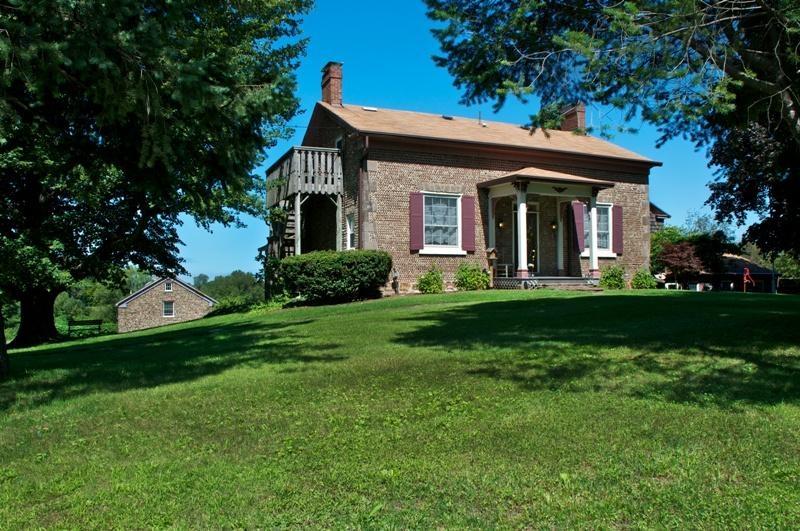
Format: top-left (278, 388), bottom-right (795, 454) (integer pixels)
top-left (164, 281), bottom-right (173, 292)
top-left (419, 247), bottom-right (467, 256)
top-left (581, 202), bottom-right (617, 258)
top-left (345, 213), bottom-right (355, 250)
top-left (335, 135), bottom-right (344, 150)
top-left (163, 301), bottom-right (175, 318)
top-left (420, 191), bottom-right (466, 256)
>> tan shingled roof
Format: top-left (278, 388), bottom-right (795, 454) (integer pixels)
top-left (477, 166), bottom-right (615, 188)
top-left (320, 102), bottom-right (657, 165)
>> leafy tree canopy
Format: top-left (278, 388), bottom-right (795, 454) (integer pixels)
top-left (775, 254), bottom-right (800, 279)
top-left (196, 271), bottom-right (263, 303)
top-left (661, 242), bottom-right (704, 284)
top-left (651, 222), bottom-right (738, 275)
top-left (1, 0), bottom-right (310, 346)
top-left (425, 0), bottom-right (800, 256)
top-left (193, 274), bottom-right (210, 290)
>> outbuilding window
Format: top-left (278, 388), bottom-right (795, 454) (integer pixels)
top-left (163, 301), bottom-right (174, 317)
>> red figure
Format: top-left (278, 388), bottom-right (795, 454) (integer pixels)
top-left (743, 267), bottom-right (755, 293)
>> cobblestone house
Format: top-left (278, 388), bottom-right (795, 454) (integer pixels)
top-left (286, 62), bottom-right (663, 292)
top-left (116, 278), bottom-right (217, 333)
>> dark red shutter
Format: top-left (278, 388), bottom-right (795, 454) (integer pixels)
top-left (409, 192), bottom-right (424, 251)
top-left (461, 195), bottom-right (476, 252)
top-left (612, 205), bottom-right (624, 254)
top-left (571, 200), bottom-right (585, 252)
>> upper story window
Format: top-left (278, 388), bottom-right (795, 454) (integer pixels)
top-left (335, 135), bottom-right (344, 151)
top-left (584, 204), bottom-right (611, 251)
top-left (424, 194), bottom-right (460, 248)
top-left (164, 281), bottom-right (173, 292)
top-left (346, 214), bottom-right (356, 249)
top-left (163, 301), bottom-right (175, 317)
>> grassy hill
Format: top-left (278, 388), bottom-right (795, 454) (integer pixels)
top-left (1, 290), bottom-right (799, 527)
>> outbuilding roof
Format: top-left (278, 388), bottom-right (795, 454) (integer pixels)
top-left (319, 102), bottom-right (659, 166)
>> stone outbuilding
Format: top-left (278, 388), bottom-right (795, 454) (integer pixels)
top-left (116, 277), bottom-right (217, 333)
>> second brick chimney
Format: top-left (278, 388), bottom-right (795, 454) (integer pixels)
top-left (560, 103), bottom-right (586, 131)
top-left (321, 61), bottom-right (343, 106)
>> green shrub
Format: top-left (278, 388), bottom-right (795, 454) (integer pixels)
top-left (206, 295), bottom-right (254, 317)
top-left (279, 250), bottom-right (392, 304)
top-left (417, 265), bottom-right (444, 294)
top-left (599, 265), bottom-right (626, 290)
top-left (454, 263), bottom-right (490, 291)
top-left (630, 268), bottom-right (658, 289)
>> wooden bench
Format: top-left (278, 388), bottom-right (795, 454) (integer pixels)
top-left (67, 319), bottom-right (103, 335)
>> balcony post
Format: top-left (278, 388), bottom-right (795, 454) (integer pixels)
top-left (294, 192), bottom-right (302, 255)
top-left (335, 194), bottom-right (343, 251)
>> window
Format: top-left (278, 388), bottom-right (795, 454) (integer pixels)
top-left (335, 135), bottom-right (344, 150)
top-left (584, 204), bottom-right (611, 251)
top-left (163, 301), bottom-right (174, 317)
top-left (164, 281), bottom-right (173, 292)
top-left (346, 214), bottom-right (356, 249)
top-left (424, 194), bottom-right (460, 247)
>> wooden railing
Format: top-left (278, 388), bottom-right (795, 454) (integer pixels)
top-left (267, 147), bottom-right (343, 206)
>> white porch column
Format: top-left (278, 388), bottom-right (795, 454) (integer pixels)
top-left (556, 201), bottom-right (564, 274)
top-left (515, 182), bottom-right (528, 277)
top-left (589, 193), bottom-right (599, 276)
top-left (487, 196), bottom-right (496, 249)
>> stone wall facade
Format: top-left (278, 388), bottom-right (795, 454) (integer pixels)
top-left (364, 146), bottom-right (651, 291)
top-left (117, 279), bottom-right (214, 333)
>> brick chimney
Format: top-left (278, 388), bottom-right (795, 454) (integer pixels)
top-left (560, 103), bottom-right (586, 131)
top-left (321, 61), bottom-right (343, 106)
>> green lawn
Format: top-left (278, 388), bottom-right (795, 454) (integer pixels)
top-left (1, 290), bottom-right (799, 527)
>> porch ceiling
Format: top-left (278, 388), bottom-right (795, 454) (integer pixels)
top-left (477, 165), bottom-right (615, 189)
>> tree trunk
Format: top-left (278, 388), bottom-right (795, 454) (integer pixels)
top-left (0, 310), bottom-right (9, 381)
top-left (9, 288), bottom-right (60, 348)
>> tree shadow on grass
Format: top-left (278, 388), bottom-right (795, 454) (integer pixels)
top-left (395, 292), bottom-right (800, 406)
top-left (1, 316), bottom-right (345, 412)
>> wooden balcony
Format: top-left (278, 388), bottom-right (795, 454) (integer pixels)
top-left (267, 146), bottom-right (343, 207)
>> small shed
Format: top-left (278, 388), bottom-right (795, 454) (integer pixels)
top-left (116, 277), bottom-right (217, 333)
top-left (700, 254), bottom-right (775, 293)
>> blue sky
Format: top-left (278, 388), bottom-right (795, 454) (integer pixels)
top-left (178, 1), bottom-right (721, 279)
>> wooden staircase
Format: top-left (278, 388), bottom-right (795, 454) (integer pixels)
top-left (266, 146), bottom-right (343, 258)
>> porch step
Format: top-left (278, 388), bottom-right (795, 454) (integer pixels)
top-left (493, 276), bottom-right (601, 291)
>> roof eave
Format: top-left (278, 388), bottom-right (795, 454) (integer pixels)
top-left (316, 102), bottom-right (662, 169)
top-left (361, 130), bottom-right (662, 169)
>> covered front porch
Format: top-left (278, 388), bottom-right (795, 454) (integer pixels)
top-left (479, 166), bottom-right (615, 284)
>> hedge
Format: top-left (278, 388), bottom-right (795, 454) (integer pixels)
top-left (279, 250), bottom-right (392, 304)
